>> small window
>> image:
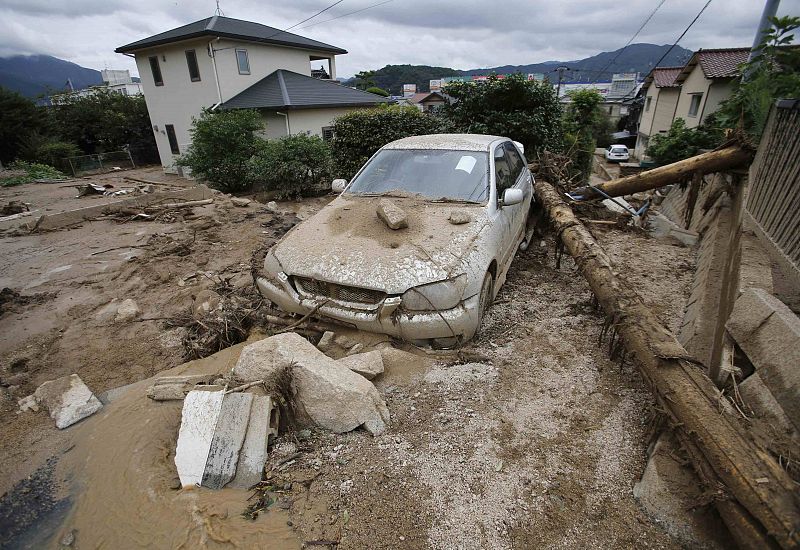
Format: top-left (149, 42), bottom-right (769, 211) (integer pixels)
top-left (149, 56), bottom-right (163, 86)
top-left (645, 96), bottom-right (652, 112)
top-left (165, 124), bottom-right (180, 155)
top-left (608, 106), bottom-right (613, 115)
top-left (688, 94), bottom-right (703, 117)
top-left (185, 50), bottom-right (201, 82)
top-left (236, 49), bottom-right (250, 75)
top-left (322, 126), bottom-right (334, 141)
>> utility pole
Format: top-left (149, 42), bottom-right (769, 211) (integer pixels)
top-left (556, 66), bottom-right (569, 99)
top-left (748, 0), bottom-right (780, 61)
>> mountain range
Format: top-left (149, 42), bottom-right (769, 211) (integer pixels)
top-left (344, 43), bottom-right (694, 95)
top-left (0, 55), bottom-right (103, 97)
top-left (2, 43), bottom-right (694, 98)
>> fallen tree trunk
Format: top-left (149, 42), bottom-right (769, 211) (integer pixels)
top-left (578, 145), bottom-right (752, 199)
top-left (535, 180), bottom-right (800, 549)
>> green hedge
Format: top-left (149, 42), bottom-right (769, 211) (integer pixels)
top-left (331, 105), bottom-right (448, 179)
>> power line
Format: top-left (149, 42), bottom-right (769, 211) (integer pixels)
top-left (264, 0), bottom-right (346, 39)
top-left (590, 0), bottom-right (668, 83)
top-left (649, 0), bottom-right (714, 71)
top-left (300, 0), bottom-right (396, 29)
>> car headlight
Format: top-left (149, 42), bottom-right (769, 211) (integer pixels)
top-left (402, 275), bottom-right (467, 311)
top-left (263, 249), bottom-right (284, 277)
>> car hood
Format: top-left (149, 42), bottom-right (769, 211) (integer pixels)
top-left (272, 195), bottom-right (489, 294)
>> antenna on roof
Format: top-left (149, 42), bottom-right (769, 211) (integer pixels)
top-left (215, 0), bottom-right (224, 16)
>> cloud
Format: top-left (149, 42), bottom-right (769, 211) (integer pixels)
top-left (0, 0), bottom-right (798, 77)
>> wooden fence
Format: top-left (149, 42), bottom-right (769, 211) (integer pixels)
top-left (746, 100), bottom-right (800, 273)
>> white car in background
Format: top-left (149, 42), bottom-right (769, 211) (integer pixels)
top-left (256, 134), bottom-right (534, 348)
top-left (605, 144), bottom-right (630, 162)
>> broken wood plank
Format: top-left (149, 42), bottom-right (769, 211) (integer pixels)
top-left (535, 180), bottom-right (800, 549)
top-left (144, 198), bottom-right (214, 210)
top-left (580, 145), bottom-right (752, 199)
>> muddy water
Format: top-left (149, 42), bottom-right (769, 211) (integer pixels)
top-left (52, 340), bottom-right (300, 549)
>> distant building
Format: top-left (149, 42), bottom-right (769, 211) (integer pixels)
top-left (51, 69), bottom-right (143, 104)
top-left (633, 47), bottom-right (750, 159)
top-left (560, 73), bottom-right (643, 125)
top-left (402, 84), bottom-right (417, 97)
top-left (407, 91), bottom-right (451, 113)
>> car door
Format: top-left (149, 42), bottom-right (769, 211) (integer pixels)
top-left (492, 143), bottom-right (518, 269)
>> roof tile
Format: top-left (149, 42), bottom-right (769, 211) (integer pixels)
top-left (697, 48), bottom-right (750, 78)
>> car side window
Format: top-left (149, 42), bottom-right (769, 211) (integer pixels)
top-left (503, 142), bottom-right (524, 184)
top-left (494, 145), bottom-right (513, 199)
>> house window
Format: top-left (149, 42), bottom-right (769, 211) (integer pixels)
top-left (688, 93), bottom-right (703, 117)
top-left (165, 124), bottom-right (180, 155)
top-left (185, 50), bottom-right (201, 82)
top-left (236, 49), bottom-right (250, 75)
top-left (322, 126), bottom-right (334, 141)
top-left (149, 56), bottom-right (163, 86)
top-left (608, 105), bottom-right (613, 115)
top-left (645, 96), bottom-right (652, 112)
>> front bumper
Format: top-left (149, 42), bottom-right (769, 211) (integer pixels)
top-left (256, 273), bottom-right (481, 344)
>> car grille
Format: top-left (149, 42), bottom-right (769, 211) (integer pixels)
top-left (293, 277), bottom-right (386, 305)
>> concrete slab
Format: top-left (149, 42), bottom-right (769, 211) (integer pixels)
top-left (202, 392), bottom-right (253, 489)
top-left (174, 390), bottom-right (224, 487)
top-left (726, 288), bottom-right (800, 431)
top-left (33, 374), bottom-right (103, 429)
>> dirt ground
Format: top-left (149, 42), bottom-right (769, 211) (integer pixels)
top-left (0, 167), bottom-right (702, 549)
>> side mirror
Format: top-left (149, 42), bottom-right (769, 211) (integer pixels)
top-left (331, 178), bottom-right (347, 193)
top-left (501, 188), bottom-right (523, 207)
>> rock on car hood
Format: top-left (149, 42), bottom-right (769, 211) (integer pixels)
top-left (272, 195), bottom-right (488, 295)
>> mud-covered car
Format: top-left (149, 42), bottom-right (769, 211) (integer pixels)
top-left (256, 134), bottom-right (534, 347)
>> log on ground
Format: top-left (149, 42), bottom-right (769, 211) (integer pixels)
top-left (579, 145), bottom-right (752, 199)
top-left (535, 180), bottom-right (800, 549)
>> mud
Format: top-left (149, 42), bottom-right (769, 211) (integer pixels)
top-left (1, 166), bottom-right (708, 548)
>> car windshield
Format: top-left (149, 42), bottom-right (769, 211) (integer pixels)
top-left (346, 149), bottom-right (489, 202)
top-left (612, 147), bottom-right (628, 153)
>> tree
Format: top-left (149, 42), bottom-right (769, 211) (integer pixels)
top-left (441, 74), bottom-right (563, 158)
top-left (715, 15), bottom-right (800, 141)
top-left (354, 70), bottom-right (377, 91)
top-left (562, 89), bottom-right (606, 182)
top-left (249, 134), bottom-right (333, 199)
top-left (331, 105), bottom-right (449, 179)
top-left (47, 90), bottom-right (156, 154)
top-left (177, 108), bottom-right (265, 192)
top-left (0, 87), bottom-right (45, 164)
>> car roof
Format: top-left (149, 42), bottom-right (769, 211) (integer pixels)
top-left (383, 133), bottom-right (507, 152)
top-left (609, 144), bottom-right (629, 148)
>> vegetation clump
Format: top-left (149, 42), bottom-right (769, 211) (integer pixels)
top-left (249, 134), bottom-right (334, 199)
top-left (0, 160), bottom-right (65, 187)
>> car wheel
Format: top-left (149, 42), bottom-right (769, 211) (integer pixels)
top-left (475, 272), bottom-right (494, 337)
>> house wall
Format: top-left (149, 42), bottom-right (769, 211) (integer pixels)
top-left (704, 79), bottom-right (735, 120)
top-left (287, 107), bottom-right (371, 137)
top-left (635, 86), bottom-right (680, 159)
top-left (675, 66), bottom-right (711, 128)
top-left (132, 37), bottom-right (335, 172)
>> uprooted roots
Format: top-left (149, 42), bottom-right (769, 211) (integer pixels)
top-left (166, 280), bottom-right (270, 360)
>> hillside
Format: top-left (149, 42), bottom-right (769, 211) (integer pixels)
top-left (344, 43), bottom-right (693, 94)
top-left (0, 55), bottom-right (102, 97)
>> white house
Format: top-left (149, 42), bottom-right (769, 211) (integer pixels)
top-left (116, 15), bottom-right (389, 172)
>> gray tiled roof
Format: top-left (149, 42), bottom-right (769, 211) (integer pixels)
top-left (220, 70), bottom-right (391, 110)
top-left (116, 16), bottom-right (346, 55)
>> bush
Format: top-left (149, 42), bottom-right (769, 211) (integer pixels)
top-left (442, 74), bottom-right (563, 157)
top-left (178, 109), bottom-right (265, 192)
top-left (331, 105), bottom-right (448, 179)
top-left (0, 87), bottom-right (45, 164)
top-left (365, 87), bottom-right (390, 97)
top-left (1, 161), bottom-right (65, 187)
top-left (18, 138), bottom-right (81, 171)
top-left (646, 118), bottom-right (723, 166)
top-left (249, 134), bottom-right (333, 199)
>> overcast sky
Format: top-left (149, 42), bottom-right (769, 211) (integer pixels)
top-left (1, 0), bottom-right (798, 77)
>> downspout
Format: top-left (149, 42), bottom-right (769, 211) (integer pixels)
top-left (208, 38), bottom-right (223, 106)
top-left (276, 112), bottom-right (291, 136)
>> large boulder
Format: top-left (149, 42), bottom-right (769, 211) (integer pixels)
top-left (335, 350), bottom-right (384, 380)
top-left (232, 333), bottom-right (389, 435)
